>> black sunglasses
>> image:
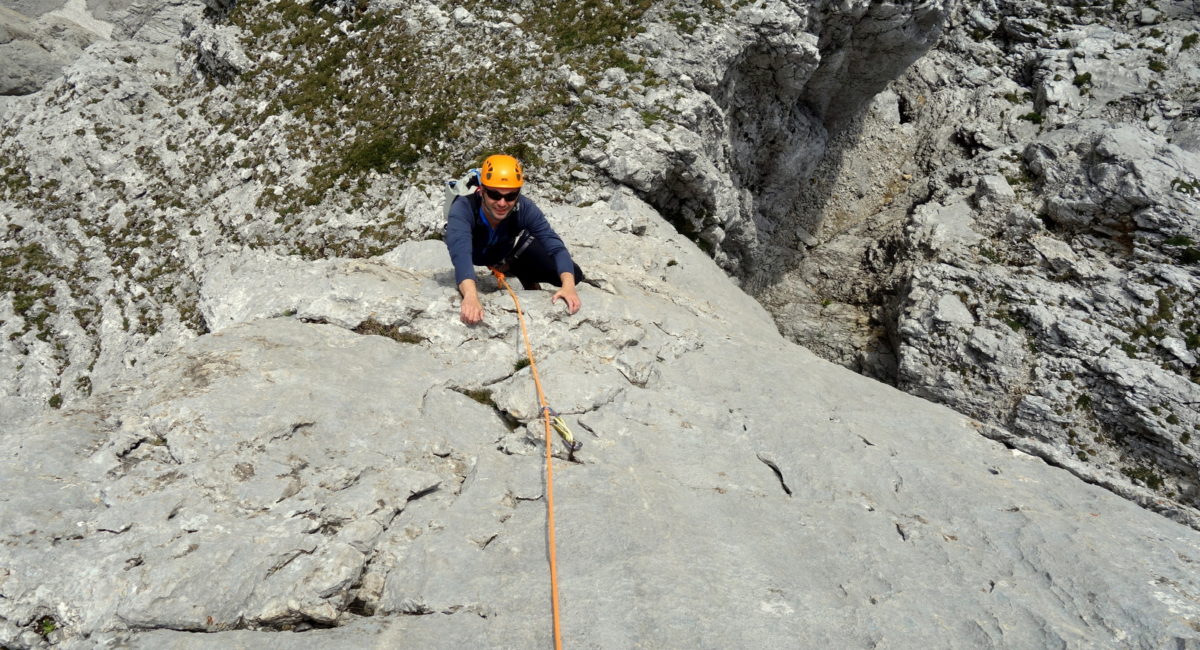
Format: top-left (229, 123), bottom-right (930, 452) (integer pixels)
top-left (483, 188), bottom-right (520, 202)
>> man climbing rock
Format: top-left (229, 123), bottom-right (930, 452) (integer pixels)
top-left (444, 154), bottom-right (584, 325)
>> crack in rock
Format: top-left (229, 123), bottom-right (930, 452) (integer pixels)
top-left (267, 421), bottom-right (314, 444)
top-left (351, 318), bottom-right (426, 345)
top-left (406, 484), bottom-right (440, 504)
top-left (470, 532), bottom-right (499, 550)
top-left (264, 546), bottom-right (315, 578)
top-left (450, 386), bottom-right (521, 433)
top-left (500, 489), bottom-right (544, 509)
top-left (440, 604), bottom-right (495, 618)
top-left (757, 453), bottom-right (793, 497)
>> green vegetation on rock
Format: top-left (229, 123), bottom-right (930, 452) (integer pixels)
top-left (218, 0), bottom-right (680, 215)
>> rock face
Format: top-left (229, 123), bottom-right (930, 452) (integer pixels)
top-left (759, 0), bottom-right (1200, 526)
top-left (600, 0), bottom-right (950, 275)
top-left (0, 4), bottom-right (102, 96)
top-left (0, 0), bottom-right (155, 95)
top-left (4, 201), bottom-right (1200, 648)
top-left (4, 1), bottom-right (1200, 644)
top-left (0, 0), bottom-right (951, 435)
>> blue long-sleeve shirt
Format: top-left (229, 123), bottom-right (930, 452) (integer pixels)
top-left (444, 193), bottom-right (575, 286)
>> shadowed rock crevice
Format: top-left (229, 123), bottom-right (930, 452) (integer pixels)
top-left (757, 453), bottom-right (794, 497)
top-left (351, 318), bottom-right (426, 345)
top-left (751, 2), bottom-right (1200, 526)
top-left (596, 1), bottom-right (951, 276)
top-left (450, 386), bottom-right (521, 434)
top-left (639, 163), bottom-right (722, 257)
top-left (298, 316), bottom-right (426, 346)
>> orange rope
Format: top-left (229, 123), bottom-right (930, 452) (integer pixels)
top-left (491, 268), bottom-right (563, 650)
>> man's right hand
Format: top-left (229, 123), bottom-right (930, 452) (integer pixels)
top-left (458, 279), bottom-right (484, 325)
top-left (460, 295), bottom-right (484, 324)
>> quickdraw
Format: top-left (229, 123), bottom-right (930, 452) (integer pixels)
top-left (542, 406), bottom-right (583, 454)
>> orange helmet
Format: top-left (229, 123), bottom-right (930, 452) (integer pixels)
top-left (480, 154), bottom-right (524, 188)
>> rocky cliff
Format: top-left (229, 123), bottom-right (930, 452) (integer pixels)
top-left (4, 199), bottom-right (1200, 648)
top-left (3, 0), bottom-right (1200, 645)
top-left (0, 0), bottom-right (954, 422)
top-left (757, 0), bottom-right (1200, 527)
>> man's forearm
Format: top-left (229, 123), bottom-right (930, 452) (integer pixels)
top-left (459, 278), bottom-right (478, 299)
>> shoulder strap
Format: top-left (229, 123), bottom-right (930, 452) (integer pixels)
top-left (442, 168), bottom-right (481, 219)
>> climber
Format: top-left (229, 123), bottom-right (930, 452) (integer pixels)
top-left (444, 154), bottom-right (584, 325)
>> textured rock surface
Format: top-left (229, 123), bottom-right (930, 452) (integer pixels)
top-left (5, 1), bottom-right (1200, 644)
top-left (599, 0), bottom-right (950, 275)
top-left (759, 0), bottom-right (1200, 526)
top-left (0, 0), bottom-right (950, 426)
top-left (3, 200), bottom-right (1200, 648)
top-left (0, 4), bottom-right (102, 96)
top-left (0, 0), bottom-right (151, 95)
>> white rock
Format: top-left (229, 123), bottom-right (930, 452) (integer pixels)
top-left (1030, 235), bottom-right (1078, 273)
top-left (1160, 337), bottom-right (1196, 365)
top-left (933, 293), bottom-right (974, 325)
top-left (974, 175), bottom-right (1016, 207)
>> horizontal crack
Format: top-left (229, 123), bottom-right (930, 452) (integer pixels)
top-left (264, 546), bottom-right (314, 578)
top-left (352, 318), bottom-right (426, 344)
top-left (407, 484), bottom-right (440, 503)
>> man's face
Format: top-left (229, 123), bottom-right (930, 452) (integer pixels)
top-left (480, 184), bottom-right (520, 220)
